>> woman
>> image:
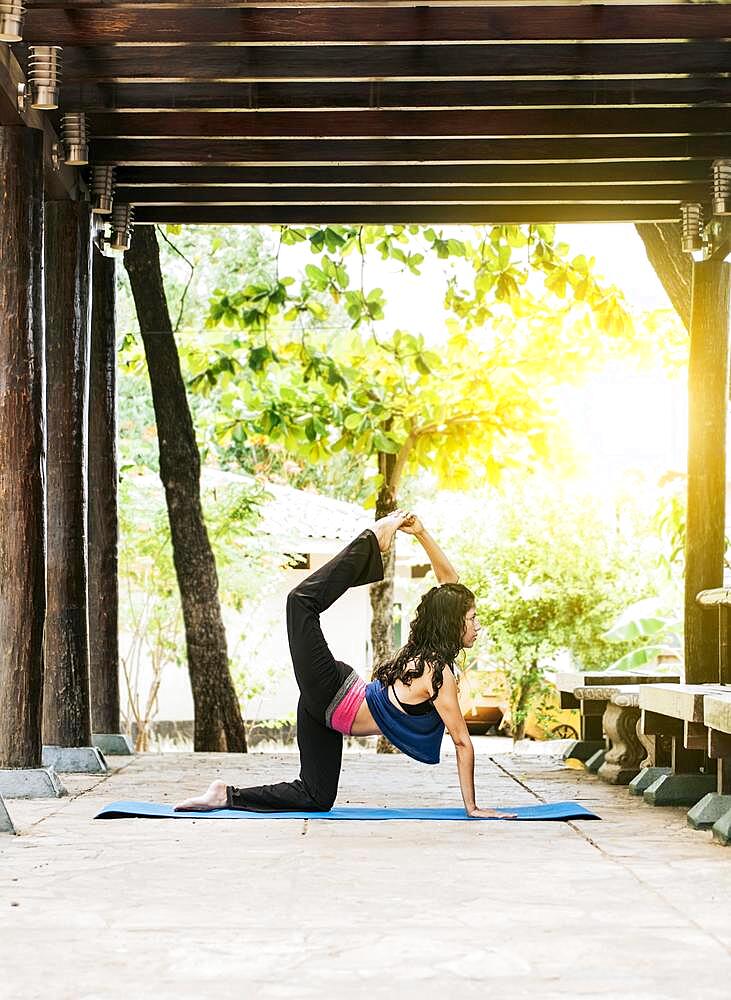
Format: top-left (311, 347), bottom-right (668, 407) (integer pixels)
top-left (175, 510), bottom-right (514, 819)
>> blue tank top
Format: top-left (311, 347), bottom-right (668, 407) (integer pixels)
top-left (365, 680), bottom-right (445, 764)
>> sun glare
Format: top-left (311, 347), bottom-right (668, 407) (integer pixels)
top-left (559, 369), bottom-right (687, 491)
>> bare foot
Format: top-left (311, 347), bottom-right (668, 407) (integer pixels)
top-left (372, 509), bottom-right (409, 553)
top-left (173, 778), bottom-right (228, 812)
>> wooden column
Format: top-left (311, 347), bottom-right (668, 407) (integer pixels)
top-left (0, 127), bottom-right (46, 769)
top-left (684, 256), bottom-right (731, 684)
top-left (88, 248), bottom-right (120, 734)
top-left (42, 200), bottom-right (93, 748)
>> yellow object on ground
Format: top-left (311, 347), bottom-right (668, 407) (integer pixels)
top-left (461, 665), bottom-right (580, 740)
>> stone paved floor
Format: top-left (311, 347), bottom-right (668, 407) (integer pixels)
top-left (2, 744), bottom-right (731, 1000)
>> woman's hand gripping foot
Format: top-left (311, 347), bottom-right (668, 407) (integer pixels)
top-left (174, 779), bottom-right (229, 812)
top-left (372, 509), bottom-right (411, 553)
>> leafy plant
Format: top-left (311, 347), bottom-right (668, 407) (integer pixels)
top-left (601, 598), bottom-right (682, 672)
top-left (450, 479), bottom-right (651, 737)
top-left (117, 470), bottom-right (275, 745)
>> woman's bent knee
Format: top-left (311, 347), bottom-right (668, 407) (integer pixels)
top-left (287, 586), bottom-right (310, 609)
top-left (309, 793), bottom-right (336, 812)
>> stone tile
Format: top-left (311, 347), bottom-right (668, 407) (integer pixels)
top-left (2, 748), bottom-right (731, 999)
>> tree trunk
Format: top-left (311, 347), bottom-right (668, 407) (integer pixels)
top-left (43, 200), bottom-right (94, 749)
top-left (684, 256), bottom-right (730, 684)
top-left (370, 451), bottom-right (399, 753)
top-left (88, 248), bottom-right (121, 735)
top-left (634, 222), bottom-right (692, 332)
top-left (123, 226), bottom-right (247, 752)
top-left (0, 127), bottom-right (46, 768)
top-left (369, 454), bottom-right (398, 667)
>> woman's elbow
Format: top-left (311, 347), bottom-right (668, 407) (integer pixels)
top-left (452, 732), bottom-right (473, 752)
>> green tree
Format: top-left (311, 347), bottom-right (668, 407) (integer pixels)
top-left (197, 222), bottom-right (641, 664)
top-left (118, 466), bottom-right (276, 748)
top-left (454, 479), bottom-right (650, 738)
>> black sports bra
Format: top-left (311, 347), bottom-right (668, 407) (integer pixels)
top-left (390, 684), bottom-right (437, 716)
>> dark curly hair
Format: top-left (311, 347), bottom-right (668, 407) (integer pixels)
top-left (372, 583), bottom-right (476, 698)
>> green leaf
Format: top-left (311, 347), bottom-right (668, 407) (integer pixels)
top-left (344, 412), bottom-right (363, 430)
top-left (602, 616), bottom-right (674, 643)
top-left (248, 346), bottom-right (271, 372)
top-left (373, 431), bottom-right (400, 454)
top-left (604, 645), bottom-right (672, 672)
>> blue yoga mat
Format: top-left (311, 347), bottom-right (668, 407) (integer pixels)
top-left (95, 800), bottom-right (599, 821)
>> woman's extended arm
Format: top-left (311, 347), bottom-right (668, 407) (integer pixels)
top-left (431, 668), bottom-right (515, 818)
top-left (399, 515), bottom-right (459, 585)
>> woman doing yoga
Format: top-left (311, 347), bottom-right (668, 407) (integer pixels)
top-left (175, 510), bottom-right (515, 819)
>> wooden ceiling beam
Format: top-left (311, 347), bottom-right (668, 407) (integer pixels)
top-left (59, 42), bottom-right (731, 83)
top-left (116, 182), bottom-right (703, 204)
top-left (60, 78), bottom-right (731, 113)
top-left (90, 134), bottom-right (731, 165)
top-left (84, 107), bottom-right (731, 139)
top-left (65, 78), bottom-right (731, 114)
top-left (24, 5), bottom-right (731, 45)
top-left (27, 0), bottom-right (720, 7)
top-left (113, 161), bottom-right (714, 187)
top-left (132, 203), bottom-right (681, 224)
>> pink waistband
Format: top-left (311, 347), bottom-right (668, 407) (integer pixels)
top-left (329, 675), bottom-right (367, 735)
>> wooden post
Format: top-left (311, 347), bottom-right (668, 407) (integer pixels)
top-left (42, 200), bottom-right (93, 748)
top-left (684, 256), bottom-right (731, 684)
top-left (88, 248), bottom-right (120, 734)
top-left (0, 127), bottom-right (46, 769)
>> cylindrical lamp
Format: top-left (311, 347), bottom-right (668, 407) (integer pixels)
top-left (680, 202), bottom-right (704, 256)
top-left (61, 112), bottom-right (88, 166)
top-left (91, 165), bottom-right (115, 215)
top-left (109, 203), bottom-right (134, 252)
top-left (28, 45), bottom-right (62, 110)
top-left (712, 160), bottom-right (731, 217)
top-left (0, 1), bottom-right (24, 43)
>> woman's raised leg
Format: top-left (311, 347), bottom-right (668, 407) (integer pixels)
top-left (285, 527), bottom-right (383, 711)
top-left (173, 513), bottom-right (406, 813)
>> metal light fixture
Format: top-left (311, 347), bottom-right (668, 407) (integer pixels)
top-left (28, 45), bottom-right (62, 109)
top-left (61, 112), bottom-right (88, 166)
top-left (712, 159), bottom-right (731, 217)
top-left (680, 202), bottom-right (704, 260)
top-left (91, 165), bottom-right (115, 215)
top-left (108, 203), bottom-right (134, 252)
top-left (0, 1), bottom-right (24, 43)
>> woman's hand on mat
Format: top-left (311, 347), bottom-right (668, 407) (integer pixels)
top-left (398, 512), bottom-right (424, 536)
top-left (468, 807), bottom-right (518, 820)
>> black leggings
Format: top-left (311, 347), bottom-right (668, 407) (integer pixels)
top-left (226, 528), bottom-right (383, 811)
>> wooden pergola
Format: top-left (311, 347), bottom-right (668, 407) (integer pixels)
top-left (1, 2), bottom-right (730, 820)
top-left (13, 0), bottom-right (731, 224)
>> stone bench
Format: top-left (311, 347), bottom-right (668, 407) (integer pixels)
top-left (698, 692), bottom-right (731, 844)
top-left (556, 670), bottom-right (679, 764)
top-left (572, 684), bottom-right (646, 784)
top-left (637, 684), bottom-right (728, 809)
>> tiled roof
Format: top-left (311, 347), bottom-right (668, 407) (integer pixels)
top-left (128, 466), bottom-right (419, 561)
top-left (201, 468), bottom-right (416, 562)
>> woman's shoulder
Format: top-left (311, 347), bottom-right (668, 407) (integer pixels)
top-left (419, 659), bottom-right (455, 696)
